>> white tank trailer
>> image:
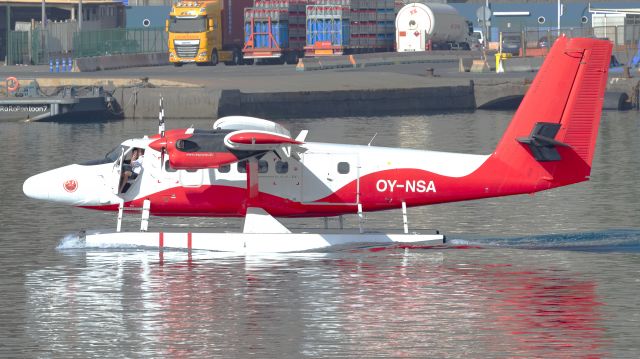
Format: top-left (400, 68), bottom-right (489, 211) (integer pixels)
top-left (396, 3), bottom-right (475, 51)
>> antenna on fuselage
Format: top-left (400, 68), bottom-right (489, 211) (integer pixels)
top-left (368, 133), bottom-right (378, 146)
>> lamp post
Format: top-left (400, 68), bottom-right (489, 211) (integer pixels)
top-left (41, 0), bottom-right (46, 30)
top-left (484, 0), bottom-right (488, 46)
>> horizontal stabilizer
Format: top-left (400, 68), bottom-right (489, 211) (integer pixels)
top-left (517, 122), bottom-right (570, 162)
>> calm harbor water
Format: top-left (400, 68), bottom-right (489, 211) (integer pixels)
top-left (1, 111), bottom-right (640, 357)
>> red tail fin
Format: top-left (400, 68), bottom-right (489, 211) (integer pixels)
top-left (493, 36), bottom-right (612, 188)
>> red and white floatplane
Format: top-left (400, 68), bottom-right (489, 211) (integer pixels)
top-left (24, 37), bottom-right (611, 252)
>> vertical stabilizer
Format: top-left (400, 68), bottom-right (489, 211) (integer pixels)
top-left (492, 36), bottom-right (612, 188)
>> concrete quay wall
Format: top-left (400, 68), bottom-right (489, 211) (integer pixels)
top-left (112, 78), bottom-right (638, 120)
top-left (113, 84), bottom-right (476, 120)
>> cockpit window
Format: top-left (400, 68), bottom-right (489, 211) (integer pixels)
top-left (107, 145), bottom-right (128, 162)
top-left (81, 145), bottom-right (129, 166)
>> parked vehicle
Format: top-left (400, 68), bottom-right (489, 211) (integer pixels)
top-left (501, 34), bottom-right (521, 55)
top-left (396, 3), bottom-right (475, 52)
top-left (167, 0), bottom-right (253, 67)
top-left (538, 36), bottom-right (550, 48)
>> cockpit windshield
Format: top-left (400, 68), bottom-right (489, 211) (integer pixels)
top-left (105, 145), bottom-right (129, 162)
top-left (81, 145), bottom-right (129, 166)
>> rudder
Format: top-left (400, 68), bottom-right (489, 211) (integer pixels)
top-left (493, 36), bottom-right (612, 188)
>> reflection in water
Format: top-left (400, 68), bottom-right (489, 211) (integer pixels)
top-left (24, 249), bottom-right (609, 358)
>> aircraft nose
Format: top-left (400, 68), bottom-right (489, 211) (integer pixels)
top-left (23, 174), bottom-right (49, 201)
top-left (23, 164), bottom-right (112, 206)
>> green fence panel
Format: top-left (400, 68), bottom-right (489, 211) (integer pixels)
top-left (74, 27), bottom-right (167, 58)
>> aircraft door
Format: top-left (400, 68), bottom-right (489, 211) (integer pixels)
top-left (111, 147), bottom-right (125, 195)
top-left (258, 155), bottom-right (302, 203)
top-left (301, 153), bottom-right (359, 204)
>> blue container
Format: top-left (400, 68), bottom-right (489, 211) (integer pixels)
top-left (273, 23), bottom-right (279, 47)
top-left (259, 22), bottom-right (266, 48)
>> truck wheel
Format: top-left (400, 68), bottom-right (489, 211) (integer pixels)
top-left (224, 50), bottom-right (242, 66)
top-left (285, 51), bottom-right (299, 65)
top-left (210, 50), bottom-right (219, 66)
top-left (233, 50), bottom-right (242, 65)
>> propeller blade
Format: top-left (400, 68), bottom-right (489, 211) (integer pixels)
top-left (158, 95), bottom-right (165, 137)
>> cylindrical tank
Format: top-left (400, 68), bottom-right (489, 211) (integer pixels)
top-left (396, 3), bottom-right (468, 52)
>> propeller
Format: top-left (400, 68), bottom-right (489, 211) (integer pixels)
top-left (158, 95), bottom-right (167, 169)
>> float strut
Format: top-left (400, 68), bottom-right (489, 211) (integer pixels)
top-left (402, 201), bottom-right (408, 234)
top-left (358, 203), bottom-right (364, 234)
top-left (116, 199), bottom-right (124, 232)
top-left (140, 199), bottom-right (151, 232)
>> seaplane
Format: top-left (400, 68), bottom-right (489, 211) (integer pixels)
top-left (23, 37), bottom-right (611, 253)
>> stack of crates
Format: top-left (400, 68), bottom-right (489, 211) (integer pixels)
top-left (306, 4), bottom-right (350, 48)
top-left (350, 0), bottom-right (395, 50)
top-left (244, 0), bottom-right (309, 52)
top-left (305, 0), bottom-right (396, 55)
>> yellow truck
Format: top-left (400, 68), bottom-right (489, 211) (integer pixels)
top-left (167, 0), bottom-right (252, 66)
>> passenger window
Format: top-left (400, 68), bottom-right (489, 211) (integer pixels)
top-left (337, 162), bottom-right (350, 174)
top-left (218, 164), bottom-right (230, 173)
top-left (258, 160), bottom-right (268, 173)
top-left (237, 160), bottom-right (247, 173)
top-left (276, 161), bottom-right (288, 174)
top-left (164, 161), bottom-right (177, 173)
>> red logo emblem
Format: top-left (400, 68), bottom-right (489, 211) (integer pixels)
top-left (63, 179), bottom-right (78, 193)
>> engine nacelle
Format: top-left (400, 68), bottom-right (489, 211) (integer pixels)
top-left (149, 129), bottom-right (245, 170)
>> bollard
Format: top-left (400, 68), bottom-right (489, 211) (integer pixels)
top-left (49, 59), bottom-right (53, 73)
top-left (55, 58), bottom-right (60, 73)
top-left (425, 68), bottom-right (435, 77)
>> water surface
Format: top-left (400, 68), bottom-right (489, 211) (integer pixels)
top-left (1, 111), bottom-right (639, 357)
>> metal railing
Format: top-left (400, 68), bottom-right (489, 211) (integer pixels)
top-left (497, 25), bottom-right (640, 58)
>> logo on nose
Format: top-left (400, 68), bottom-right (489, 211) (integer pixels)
top-left (63, 179), bottom-right (78, 193)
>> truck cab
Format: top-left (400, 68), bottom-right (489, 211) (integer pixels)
top-left (167, 0), bottom-right (244, 66)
